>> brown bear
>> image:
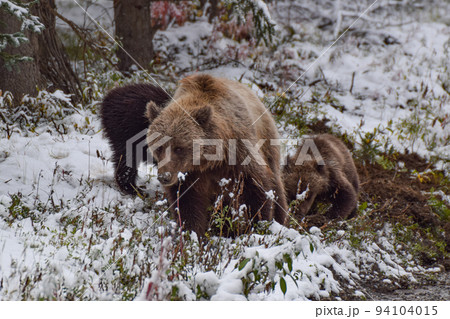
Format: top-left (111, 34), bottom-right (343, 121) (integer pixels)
top-left (100, 83), bottom-right (171, 195)
top-left (146, 73), bottom-right (288, 236)
top-left (283, 134), bottom-right (359, 221)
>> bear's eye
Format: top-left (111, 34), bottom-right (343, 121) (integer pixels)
top-left (154, 146), bottom-right (163, 155)
top-left (174, 147), bottom-right (183, 154)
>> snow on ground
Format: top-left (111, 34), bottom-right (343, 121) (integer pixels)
top-left (0, 0), bottom-right (449, 300)
top-left (316, 21), bottom-right (450, 162)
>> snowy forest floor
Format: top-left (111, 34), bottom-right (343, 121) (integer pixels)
top-left (0, 0), bottom-right (449, 300)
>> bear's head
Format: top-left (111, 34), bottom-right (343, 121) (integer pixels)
top-left (293, 160), bottom-right (329, 194)
top-left (146, 100), bottom-right (217, 186)
top-left (284, 154), bottom-right (330, 199)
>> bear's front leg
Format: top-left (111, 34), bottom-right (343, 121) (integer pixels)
top-left (326, 178), bottom-right (358, 220)
top-left (166, 184), bottom-right (211, 236)
top-left (271, 174), bottom-right (289, 226)
top-left (241, 175), bottom-right (274, 224)
top-left (114, 154), bottom-right (140, 195)
top-left (245, 166), bottom-right (289, 226)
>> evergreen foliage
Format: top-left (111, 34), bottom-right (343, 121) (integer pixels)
top-left (0, 0), bottom-right (44, 69)
top-left (224, 0), bottom-right (275, 45)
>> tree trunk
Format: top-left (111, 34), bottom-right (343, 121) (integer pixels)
top-left (36, 0), bottom-right (81, 103)
top-left (0, 0), bottom-right (81, 104)
top-left (208, 0), bottom-right (219, 23)
top-left (0, 2), bottom-right (43, 103)
top-left (199, 0), bottom-right (219, 23)
top-left (114, 0), bottom-right (154, 72)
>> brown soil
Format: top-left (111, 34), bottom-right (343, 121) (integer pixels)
top-left (358, 153), bottom-right (449, 266)
top-left (358, 157), bottom-right (435, 224)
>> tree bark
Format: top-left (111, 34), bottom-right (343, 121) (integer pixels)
top-left (199, 0), bottom-right (220, 23)
top-left (0, 0), bottom-right (81, 104)
top-left (207, 0), bottom-right (219, 23)
top-left (114, 0), bottom-right (154, 72)
top-left (0, 1), bottom-right (43, 102)
top-left (36, 0), bottom-right (81, 102)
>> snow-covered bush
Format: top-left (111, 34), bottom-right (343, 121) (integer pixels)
top-left (223, 0), bottom-right (275, 45)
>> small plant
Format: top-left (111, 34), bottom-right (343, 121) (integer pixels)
top-left (6, 193), bottom-right (39, 225)
top-left (396, 112), bottom-right (429, 153)
top-left (238, 255), bottom-right (271, 297)
top-left (207, 177), bottom-right (253, 237)
top-left (375, 154), bottom-right (395, 170)
top-left (355, 127), bottom-right (383, 165)
top-left (265, 89), bottom-right (327, 137)
top-left (428, 190), bottom-right (450, 222)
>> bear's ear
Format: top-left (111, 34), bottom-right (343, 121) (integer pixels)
top-left (179, 74), bottom-right (223, 97)
top-left (191, 105), bottom-right (211, 126)
top-left (180, 74), bottom-right (214, 90)
top-left (146, 101), bottom-right (163, 121)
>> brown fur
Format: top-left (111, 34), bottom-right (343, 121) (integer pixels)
top-left (283, 134), bottom-right (359, 220)
top-left (146, 74), bottom-right (288, 235)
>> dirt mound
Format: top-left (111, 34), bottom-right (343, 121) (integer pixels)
top-left (397, 152), bottom-right (433, 172)
top-left (357, 153), bottom-right (449, 266)
top-left (358, 159), bottom-right (438, 226)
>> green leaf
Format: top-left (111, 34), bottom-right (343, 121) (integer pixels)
top-left (310, 242), bottom-right (315, 253)
top-left (238, 258), bottom-right (250, 271)
top-left (359, 201), bottom-right (368, 212)
top-left (283, 254), bottom-right (293, 273)
top-left (279, 277), bottom-right (287, 296)
top-left (275, 260), bottom-right (283, 270)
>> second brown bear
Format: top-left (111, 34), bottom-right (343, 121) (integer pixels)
top-left (283, 134), bottom-right (359, 220)
top-left (100, 83), bottom-right (170, 195)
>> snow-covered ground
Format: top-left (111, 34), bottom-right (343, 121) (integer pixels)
top-left (0, 0), bottom-right (449, 300)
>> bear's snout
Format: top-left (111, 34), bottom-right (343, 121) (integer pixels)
top-left (157, 172), bottom-right (173, 185)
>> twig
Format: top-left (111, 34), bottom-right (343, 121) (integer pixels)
top-left (350, 71), bottom-right (355, 94)
top-left (318, 66), bottom-right (329, 86)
